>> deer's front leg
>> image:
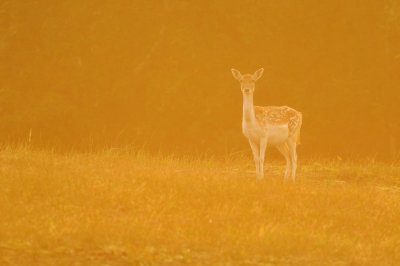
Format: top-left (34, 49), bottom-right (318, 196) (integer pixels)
top-left (248, 140), bottom-right (260, 177)
top-left (259, 138), bottom-right (268, 179)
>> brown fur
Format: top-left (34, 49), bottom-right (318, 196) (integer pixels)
top-left (254, 106), bottom-right (302, 143)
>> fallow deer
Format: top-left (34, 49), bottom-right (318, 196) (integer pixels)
top-left (231, 68), bottom-right (302, 180)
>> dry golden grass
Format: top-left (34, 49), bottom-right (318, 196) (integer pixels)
top-left (0, 146), bottom-right (399, 265)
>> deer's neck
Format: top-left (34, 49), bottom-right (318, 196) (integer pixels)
top-left (242, 93), bottom-right (256, 124)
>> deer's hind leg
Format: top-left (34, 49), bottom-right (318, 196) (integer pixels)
top-left (276, 142), bottom-right (291, 180)
top-left (287, 137), bottom-right (298, 181)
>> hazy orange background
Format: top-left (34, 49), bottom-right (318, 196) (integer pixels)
top-left (0, 0), bottom-right (399, 158)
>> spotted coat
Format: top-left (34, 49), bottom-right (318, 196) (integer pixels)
top-left (254, 105), bottom-right (302, 140)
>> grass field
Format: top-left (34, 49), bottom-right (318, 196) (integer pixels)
top-left (0, 146), bottom-right (399, 265)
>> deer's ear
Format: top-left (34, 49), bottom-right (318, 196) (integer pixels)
top-left (252, 68), bottom-right (264, 81)
top-left (231, 68), bottom-right (242, 81)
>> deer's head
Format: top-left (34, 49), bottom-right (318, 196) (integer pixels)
top-left (231, 68), bottom-right (264, 94)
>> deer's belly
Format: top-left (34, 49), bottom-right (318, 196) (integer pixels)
top-left (242, 123), bottom-right (289, 145)
top-left (266, 124), bottom-right (289, 145)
